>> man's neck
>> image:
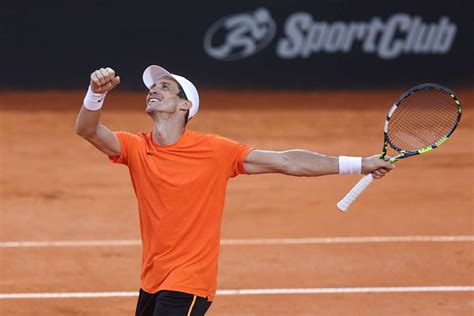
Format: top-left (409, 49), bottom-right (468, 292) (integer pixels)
top-left (152, 118), bottom-right (186, 146)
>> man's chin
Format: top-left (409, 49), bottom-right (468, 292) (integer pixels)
top-left (145, 106), bottom-right (156, 114)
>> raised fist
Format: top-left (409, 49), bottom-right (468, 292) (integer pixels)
top-left (90, 67), bottom-right (120, 93)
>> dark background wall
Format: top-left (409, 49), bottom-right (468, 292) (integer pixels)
top-left (1, 0), bottom-right (472, 90)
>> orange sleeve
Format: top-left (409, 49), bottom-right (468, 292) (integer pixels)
top-left (108, 131), bottom-right (141, 166)
top-left (212, 135), bottom-right (253, 178)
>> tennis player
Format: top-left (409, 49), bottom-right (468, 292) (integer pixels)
top-left (75, 66), bottom-right (394, 316)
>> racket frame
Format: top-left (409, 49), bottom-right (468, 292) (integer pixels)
top-left (381, 83), bottom-right (462, 163)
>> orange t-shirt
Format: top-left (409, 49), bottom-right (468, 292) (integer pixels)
top-left (109, 129), bottom-right (252, 300)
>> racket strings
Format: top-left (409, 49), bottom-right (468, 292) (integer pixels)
top-left (387, 89), bottom-right (459, 151)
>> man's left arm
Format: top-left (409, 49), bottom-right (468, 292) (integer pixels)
top-left (243, 150), bottom-right (394, 179)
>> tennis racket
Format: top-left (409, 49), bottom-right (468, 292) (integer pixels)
top-left (337, 83), bottom-right (462, 212)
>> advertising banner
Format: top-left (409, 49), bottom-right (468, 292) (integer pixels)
top-left (1, 1), bottom-right (471, 89)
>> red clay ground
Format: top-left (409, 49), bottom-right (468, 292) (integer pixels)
top-left (0, 89), bottom-right (473, 315)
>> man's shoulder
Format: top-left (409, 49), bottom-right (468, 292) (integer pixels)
top-left (115, 131), bottom-right (150, 147)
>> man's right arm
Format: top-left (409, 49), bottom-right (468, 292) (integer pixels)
top-left (75, 67), bottom-right (121, 156)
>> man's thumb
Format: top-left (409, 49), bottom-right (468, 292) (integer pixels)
top-left (104, 76), bottom-right (120, 90)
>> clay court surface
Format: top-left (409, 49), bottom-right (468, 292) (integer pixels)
top-left (0, 89), bottom-right (472, 315)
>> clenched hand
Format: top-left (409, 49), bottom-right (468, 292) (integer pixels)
top-left (90, 67), bottom-right (120, 93)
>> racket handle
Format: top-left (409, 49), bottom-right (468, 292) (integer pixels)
top-left (337, 174), bottom-right (374, 212)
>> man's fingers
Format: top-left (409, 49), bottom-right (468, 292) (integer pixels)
top-left (373, 169), bottom-right (385, 179)
top-left (100, 76), bottom-right (120, 91)
top-left (372, 166), bottom-right (393, 179)
top-left (105, 67), bottom-right (115, 78)
top-left (107, 76), bottom-right (121, 89)
top-left (99, 68), bottom-right (109, 81)
top-left (91, 68), bottom-right (117, 85)
top-left (379, 160), bottom-right (395, 169)
top-left (94, 70), bottom-right (106, 85)
top-left (91, 72), bottom-right (101, 86)
top-left (365, 154), bottom-right (396, 179)
top-left (101, 68), bottom-right (115, 82)
top-left (101, 68), bottom-right (113, 84)
top-left (111, 76), bottom-right (120, 86)
top-left (89, 67), bottom-right (119, 93)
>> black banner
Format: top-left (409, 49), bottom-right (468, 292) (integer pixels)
top-left (1, 0), bottom-right (472, 90)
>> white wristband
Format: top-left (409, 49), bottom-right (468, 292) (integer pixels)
top-left (339, 156), bottom-right (362, 175)
top-left (83, 86), bottom-right (107, 111)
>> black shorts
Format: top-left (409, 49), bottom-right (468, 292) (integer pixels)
top-left (135, 289), bottom-right (212, 316)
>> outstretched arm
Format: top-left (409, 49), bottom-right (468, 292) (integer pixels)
top-left (75, 67), bottom-right (121, 156)
top-left (244, 150), bottom-right (394, 178)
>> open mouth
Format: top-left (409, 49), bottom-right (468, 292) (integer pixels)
top-left (147, 94), bottom-right (163, 104)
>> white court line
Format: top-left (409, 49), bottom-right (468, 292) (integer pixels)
top-left (1, 286), bottom-right (473, 299)
top-left (0, 240), bottom-right (141, 248)
top-left (0, 236), bottom-right (473, 248)
top-left (221, 236), bottom-right (474, 245)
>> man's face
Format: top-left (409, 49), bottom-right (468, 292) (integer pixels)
top-left (145, 76), bottom-right (184, 115)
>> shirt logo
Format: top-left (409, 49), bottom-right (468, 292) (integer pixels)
top-left (203, 8), bottom-right (276, 61)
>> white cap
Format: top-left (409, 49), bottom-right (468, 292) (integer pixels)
top-left (143, 65), bottom-right (200, 119)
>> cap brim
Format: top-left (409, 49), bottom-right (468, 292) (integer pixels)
top-left (143, 65), bottom-right (173, 89)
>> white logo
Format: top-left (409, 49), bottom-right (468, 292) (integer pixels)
top-left (204, 9), bottom-right (457, 60)
top-left (277, 13), bottom-right (457, 60)
top-left (203, 8), bottom-right (276, 61)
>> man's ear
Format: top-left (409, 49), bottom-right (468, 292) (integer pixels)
top-left (179, 100), bottom-right (192, 112)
